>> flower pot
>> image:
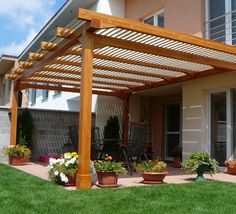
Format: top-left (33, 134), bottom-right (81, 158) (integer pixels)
top-left (96, 171), bottom-right (119, 188)
top-left (22, 156), bottom-right (30, 163)
top-left (195, 164), bottom-right (208, 181)
top-left (141, 172), bottom-right (168, 184)
top-left (9, 156), bottom-right (24, 166)
top-left (64, 175), bottom-right (76, 187)
top-left (173, 157), bottom-right (182, 168)
top-left (227, 166), bottom-right (236, 175)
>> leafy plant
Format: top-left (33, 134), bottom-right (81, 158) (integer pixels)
top-left (172, 146), bottom-right (182, 158)
top-left (4, 145), bottom-right (31, 157)
top-left (94, 155), bottom-right (127, 174)
top-left (135, 159), bottom-right (167, 173)
top-left (225, 159), bottom-right (236, 168)
top-left (103, 116), bottom-right (120, 156)
top-left (48, 152), bottom-right (96, 184)
top-left (17, 109), bottom-right (34, 149)
top-left (182, 152), bottom-right (219, 176)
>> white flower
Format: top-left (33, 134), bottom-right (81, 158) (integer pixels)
top-left (65, 161), bottom-right (70, 167)
top-left (49, 158), bottom-right (57, 167)
top-left (54, 170), bottom-right (59, 176)
top-left (64, 153), bottom-right (72, 159)
top-left (71, 157), bottom-right (76, 164)
top-left (60, 173), bottom-right (68, 183)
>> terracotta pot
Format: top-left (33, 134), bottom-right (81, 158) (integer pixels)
top-left (173, 157), bottom-right (182, 168)
top-left (96, 171), bottom-right (119, 187)
top-left (141, 172), bottom-right (168, 184)
top-left (21, 156), bottom-right (30, 163)
top-left (227, 166), bottom-right (236, 175)
top-left (64, 175), bottom-right (76, 187)
top-left (9, 156), bottom-right (23, 166)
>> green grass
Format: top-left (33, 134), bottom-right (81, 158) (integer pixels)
top-left (1, 163), bottom-right (236, 214)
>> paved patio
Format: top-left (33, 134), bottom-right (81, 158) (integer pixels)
top-left (5, 162), bottom-right (236, 190)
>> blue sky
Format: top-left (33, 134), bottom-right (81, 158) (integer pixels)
top-left (0, 0), bottom-right (67, 57)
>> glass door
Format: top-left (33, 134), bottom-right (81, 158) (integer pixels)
top-left (165, 102), bottom-right (181, 160)
top-left (211, 92), bottom-right (227, 166)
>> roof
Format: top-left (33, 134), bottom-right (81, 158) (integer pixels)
top-left (0, 55), bottom-right (17, 75)
top-left (6, 9), bottom-right (236, 96)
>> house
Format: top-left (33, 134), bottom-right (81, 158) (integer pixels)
top-left (5, 0), bottom-right (236, 189)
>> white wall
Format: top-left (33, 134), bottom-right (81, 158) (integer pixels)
top-left (182, 71), bottom-right (236, 160)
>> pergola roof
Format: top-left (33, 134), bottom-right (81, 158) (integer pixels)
top-left (6, 9), bottom-right (236, 96)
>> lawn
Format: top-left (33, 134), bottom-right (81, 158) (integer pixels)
top-left (0, 164), bottom-right (236, 214)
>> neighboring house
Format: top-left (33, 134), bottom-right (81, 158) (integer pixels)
top-left (13, 0), bottom-right (236, 166)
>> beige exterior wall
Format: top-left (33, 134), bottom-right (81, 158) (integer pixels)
top-left (125, 0), bottom-right (205, 37)
top-left (182, 71), bottom-right (236, 160)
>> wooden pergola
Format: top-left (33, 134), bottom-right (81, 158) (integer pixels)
top-left (6, 9), bottom-right (236, 189)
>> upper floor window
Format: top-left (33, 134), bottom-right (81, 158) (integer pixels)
top-left (206, 0), bottom-right (236, 45)
top-left (144, 10), bottom-right (164, 27)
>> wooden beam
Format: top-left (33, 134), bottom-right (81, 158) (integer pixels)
top-left (77, 32), bottom-right (93, 190)
top-left (56, 27), bottom-right (75, 38)
top-left (93, 34), bottom-right (236, 71)
top-left (17, 82), bottom-right (119, 96)
top-left (29, 52), bottom-right (44, 60)
top-left (122, 94), bottom-right (130, 146)
top-left (12, 68), bottom-right (24, 75)
top-left (5, 74), bottom-right (17, 80)
top-left (40, 41), bottom-right (57, 51)
top-left (10, 84), bottom-right (18, 146)
top-left (19, 61), bottom-right (33, 69)
top-left (15, 22), bottom-right (90, 81)
top-left (78, 8), bottom-right (236, 56)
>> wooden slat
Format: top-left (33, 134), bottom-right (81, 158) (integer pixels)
top-left (50, 59), bottom-right (173, 81)
top-left (93, 34), bottom-right (236, 71)
top-left (66, 49), bottom-right (195, 75)
top-left (19, 61), bottom-right (33, 69)
top-left (78, 8), bottom-right (236, 56)
top-left (29, 52), bottom-right (44, 60)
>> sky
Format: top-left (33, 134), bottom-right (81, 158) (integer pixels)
top-left (0, 0), bottom-right (67, 57)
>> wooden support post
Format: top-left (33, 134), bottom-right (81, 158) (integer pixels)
top-left (76, 32), bottom-right (94, 190)
top-left (122, 94), bottom-right (130, 146)
top-left (10, 85), bottom-right (19, 146)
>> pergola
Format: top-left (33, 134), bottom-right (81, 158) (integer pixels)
top-left (6, 9), bottom-right (236, 189)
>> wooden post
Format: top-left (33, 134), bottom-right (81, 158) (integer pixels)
top-left (76, 32), bottom-right (94, 190)
top-left (122, 94), bottom-right (130, 146)
top-left (10, 85), bottom-right (19, 146)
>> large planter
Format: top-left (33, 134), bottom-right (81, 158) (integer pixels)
top-left (96, 171), bottom-right (119, 188)
top-left (141, 172), bottom-right (168, 184)
top-left (9, 156), bottom-right (24, 166)
top-left (173, 157), bottom-right (182, 168)
top-left (227, 166), bottom-right (236, 175)
top-left (195, 164), bottom-right (208, 181)
top-left (64, 175), bottom-right (76, 187)
top-left (22, 156), bottom-right (30, 163)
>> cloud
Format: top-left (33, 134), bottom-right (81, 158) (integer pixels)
top-left (0, 29), bottom-right (37, 56)
top-left (0, 0), bottom-right (56, 29)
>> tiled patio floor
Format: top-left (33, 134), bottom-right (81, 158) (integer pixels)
top-left (5, 162), bottom-right (236, 190)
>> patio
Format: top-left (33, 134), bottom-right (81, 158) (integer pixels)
top-left (5, 8), bottom-right (236, 189)
top-left (7, 162), bottom-right (236, 189)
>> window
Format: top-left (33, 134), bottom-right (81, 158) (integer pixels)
top-left (31, 89), bottom-right (37, 105)
top-left (54, 84), bottom-right (62, 97)
top-left (42, 87), bottom-right (49, 101)
top-left (144, 10), bottom-right (164, 27)
top-left (206, 0), bottom-right (236, 45)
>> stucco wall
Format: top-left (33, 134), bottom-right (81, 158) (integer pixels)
top-left (125, 0), bottom-right (204, 37)
top-left (182, 71), bottom-right (236, 160)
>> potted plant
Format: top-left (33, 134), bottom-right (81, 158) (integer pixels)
top-left (48, 152), bottom-right (96, 186)
top-left (135, 159), bottom-right (168, 184)
top-left (182, 152), bottom-right (219, 181)
top-left (94, 154), bottom-right (127, 187)
top-left (4, 145), bottom-right (31, 166)
top-left (172, 146), bottom-right (182, 168)
top-left (225, 160), bottom-right (236, 175)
